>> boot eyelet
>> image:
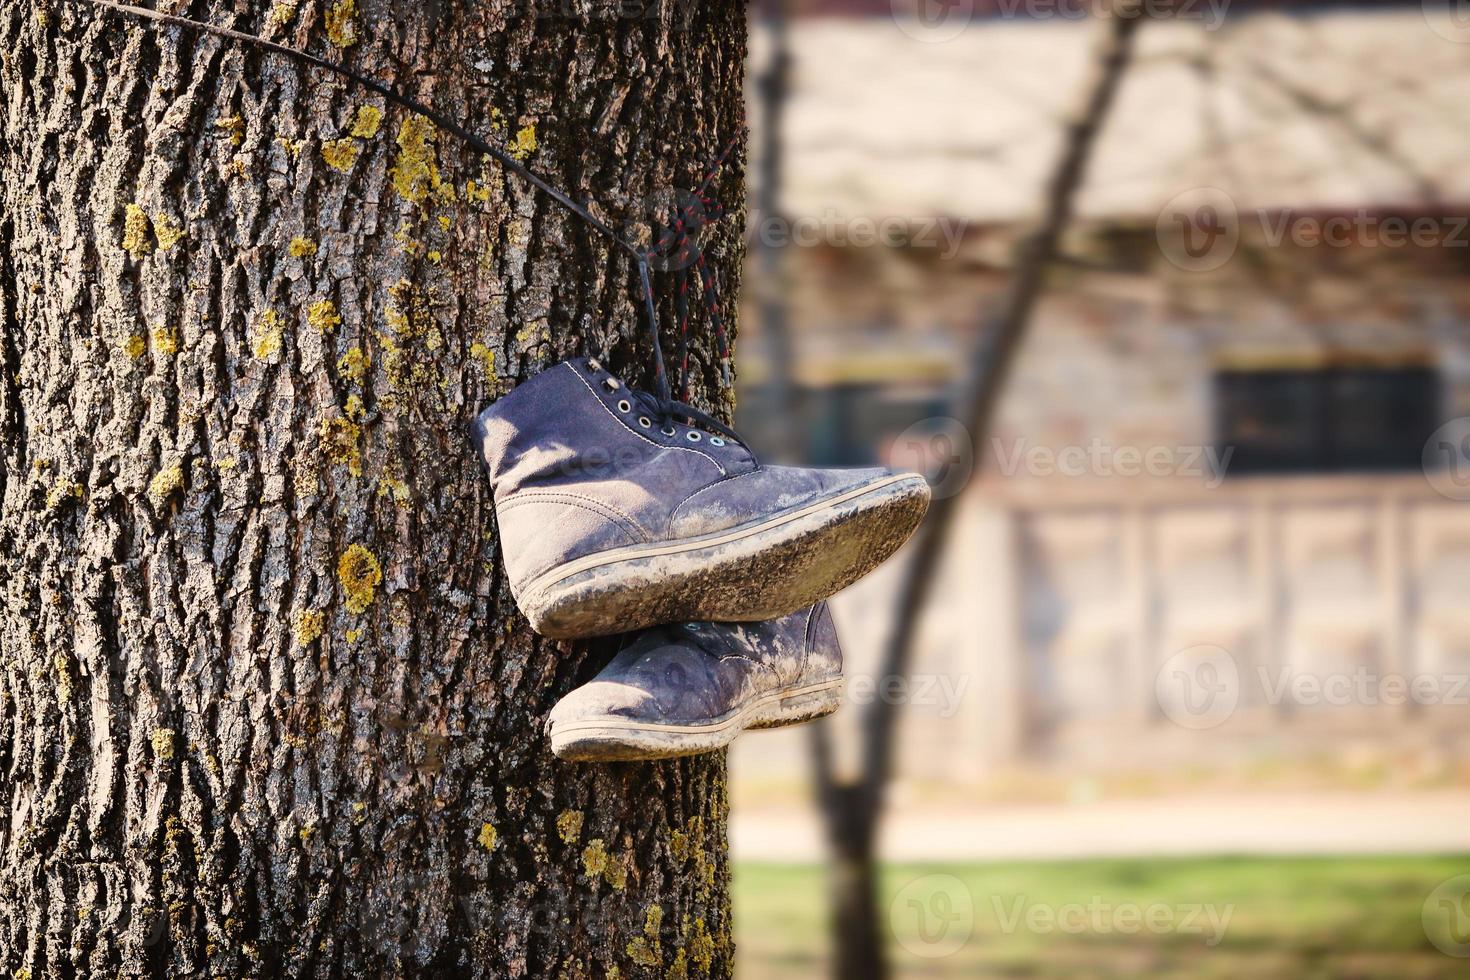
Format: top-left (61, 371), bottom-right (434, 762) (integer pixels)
top-left (661, 425), bottom-right (677, 437)
top-left (617, 400), bottom-right (631, 413)
top-left (686, 431), bottom-right (702, 442)
top-left (709, 437), bottom-right (726, 447)
top-left (603, 379), bottom-right (621, 391)
top-left (638, 417), bottom-right (652, 428)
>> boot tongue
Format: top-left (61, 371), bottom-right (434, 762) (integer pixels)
top-left (662, 622), bottom-right (726, 656)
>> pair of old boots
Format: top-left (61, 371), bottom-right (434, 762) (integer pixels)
top-left (472, 358), bottom-right (930, 761)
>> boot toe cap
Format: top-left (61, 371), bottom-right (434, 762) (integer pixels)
top-left (548, 645), bottom-right (738, 729)
top-left (548, 680), bottom-right (661, 729)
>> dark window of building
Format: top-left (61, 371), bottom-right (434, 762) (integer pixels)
top-left (810, 384), bottom-right (952, 467)
top-left (735, 383), bottom-right (950, 466)
top-left (1214, 366), bottom-right (1440, 475)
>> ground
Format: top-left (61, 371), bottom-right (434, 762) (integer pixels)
top-left (733, 856), bottom-right (1468, 979)
top-left (728, 790), bottom-right (1470, 861)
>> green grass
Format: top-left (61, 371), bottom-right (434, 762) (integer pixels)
top-left (734, 856), bottom-right (1469, 979)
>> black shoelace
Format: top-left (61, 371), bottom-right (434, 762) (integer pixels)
top-left (624, 379), bottom-right (744, 446)
top-left (67, 0), bottom-right (740, 431)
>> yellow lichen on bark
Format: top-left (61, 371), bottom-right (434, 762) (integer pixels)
top-left (351, 104), bottom-right (382, 138)
top-left (45, 478), bottom-right (83, 511)
top-left (289, 236), bottom-right (317, 258)
top-left (339, 347), bottom-right (370, 383)
top-left (379, 278), bottom-right (446, 392)
top-left (580, 839), bottom-right (627, 890)
top-left (625, 939), bottom-right (658, 968)
top-left (510, 124), bottom-right (538, 161)
top-left (152, 212), bottom-right (185, 251)
top-left (321, 138), bottom-right (359, 172)
top-left (556, 810), bottom-right (584, 844)
top-left (216, 114), bottom-right (245, 146)
top-left (147, 462), bottom-right (184, 507)
top-left (253, 311), bottom-right (283, 362)
top-left (581, 839), bottom-right (608, 878)
top-left (268, 0), bottom-right (298, 27)
top-left (294, 461), bottom-right (321, 499)
top-left (307, 300), bottom-right (342, 334)
top-left (389, 117), bottom-right (442, 203)
top-left (626, 904), bottom-right (664, 966)
top-left (469, 342), bottom-right (497, 377)
top-left (393, 226), bottom-right (422, 256)
top-left (121, 204), bottom-right (152, 257)
top-left (293, 609), bottom-right (325, 646)
top-left (318, 415), bottom-right (362, 476)
top-left (376, 476), bottom-right (409, 504)
top-left (337, 544), bottom-right (382, 614)
top-left (123, 334), bottom-right (146, 360)
top-left (150, 324), bottom-right (179, 357)
top-left (685, 916), bottom-right (716, 973)
top-left (325, 0), bottom-right (360, 47)
top-left (477, 822), bottom-right (499, 853)
top-left (151, 728), bottom-right (176, 761)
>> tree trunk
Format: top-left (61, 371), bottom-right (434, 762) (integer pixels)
top-left (811, 3), bottom-right (1148, 977)
top-left (828, 850), bottom-right (882, 980)
top-left (821, 787), bottom-right (881, 980)
top-left (0, 2), bottom-right (746, 977)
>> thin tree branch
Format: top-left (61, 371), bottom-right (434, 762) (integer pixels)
top-left (858, 0), bottom-right (1152, 819)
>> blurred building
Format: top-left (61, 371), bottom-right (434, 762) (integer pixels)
top-left (733, 2), bottom-right (1470, 790)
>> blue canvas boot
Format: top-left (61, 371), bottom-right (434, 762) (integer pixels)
top-left (547, 602), bottom-right (844, 761)
top-left (471, 358), bottom-right (930, 639)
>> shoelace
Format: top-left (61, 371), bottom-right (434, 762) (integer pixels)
top-left (68, 0), bottom-right (740, 426)
top-left (586, 361), bottom-right (746, 448)
top-left (647, 163), bottom-right (739, 402)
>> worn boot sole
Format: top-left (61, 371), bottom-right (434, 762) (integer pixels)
top-left (549, 678), bottom-right (843, 762)
top-left (520, 474), bottom-right (930, 639)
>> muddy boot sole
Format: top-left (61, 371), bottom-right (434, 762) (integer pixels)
top-left (549, 678), bottom-right (843, 762)
top-left (519, 474), bottom-right (930, 639)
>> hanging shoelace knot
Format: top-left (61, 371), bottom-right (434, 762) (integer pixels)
top-left (634, 190), bottom-right (733, 403)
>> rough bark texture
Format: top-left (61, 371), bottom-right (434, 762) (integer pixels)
top-left (0, 1), bottom-right (746, 976)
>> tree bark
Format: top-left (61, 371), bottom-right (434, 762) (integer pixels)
top-left (819, 784), bottom-right (880, 980)
top-left (0, 1), bottom-right (746, 977)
